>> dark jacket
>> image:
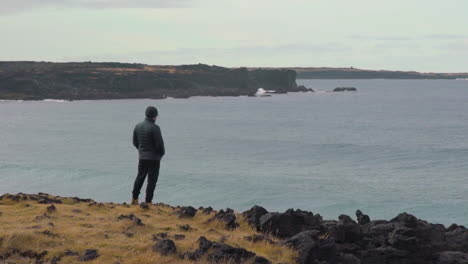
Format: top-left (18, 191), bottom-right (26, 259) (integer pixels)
top-left (133, 118), bottom-right (165, 160)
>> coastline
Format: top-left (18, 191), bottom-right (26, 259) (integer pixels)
top-left (1, 193), bottom-right (467, 264)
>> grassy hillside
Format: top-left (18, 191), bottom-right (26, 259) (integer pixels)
top-left (0, 193), bottom-right (296, 264)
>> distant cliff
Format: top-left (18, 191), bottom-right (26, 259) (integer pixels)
top-left (0, 62), bottom-right (300, 100)
top-left (289, 67), bottom-right (468, 79)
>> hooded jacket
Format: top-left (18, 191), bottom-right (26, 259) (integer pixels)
top-left (133, 118), bottom-right (165, 160)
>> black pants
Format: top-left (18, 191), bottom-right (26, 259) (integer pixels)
top-left (132, 159), bottom-right (160, 203)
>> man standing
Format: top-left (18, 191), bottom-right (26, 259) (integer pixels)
top-left (132, 106), bottom-right (165, 205)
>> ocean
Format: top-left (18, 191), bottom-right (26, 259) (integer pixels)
top-left (1, 79), bottom-right (467, 226)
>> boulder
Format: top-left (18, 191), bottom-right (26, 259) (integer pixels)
top-left (208, 242), bottom-right (257, 263)
top-left (335, 215), bottom-right (361, 243)
top-left (176, 206), bottom-right (197, 218)
top-left (361, 246), bottom-right (411, 264)
top-left (207, 208), bottom-right (239, 229)
top-left (79, 249), bottom-right (99, 261)
top-left (259, 209), bottom-right (322, 238)
top-left (153, 239), bottom-right (177, 256)
top-left (390, 212), bottom-right (418, 228)
top-left (117, 214), bottom-right (144, 226)
top-left (435, 251), bottom-right (468, 264)
top-left (356, 210), bottom-right (370, 225)
top-left (201, 206), bottom-right (213, 215)
top-left (242, 205), bottom-right (268, 230)
top-left (445, 227), bottom-right (468, 252)
top-left (181, 236), bottom-right (271, 264)
top-left (283, 230), bottom-right (336, 264)
top-left (46, 205), bottom-right (56, 213)
top-left (333, 87), bottom-right (357, 92)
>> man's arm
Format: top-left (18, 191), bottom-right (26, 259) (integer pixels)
top-left (153, 126), bottom-right (165, 157)
top-left (133, 126), bottom-right (139, 149)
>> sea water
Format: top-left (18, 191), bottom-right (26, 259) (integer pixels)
top-left (1, 79), bottom-right (467, 225)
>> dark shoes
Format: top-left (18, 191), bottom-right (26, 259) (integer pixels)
top-left (131, 198), bottom-right (139, 205)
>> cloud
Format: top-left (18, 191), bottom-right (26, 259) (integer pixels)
top-left (61, 43), bottom-right (352, 66)
top-left (347, 35), bottom-right (413, 41)
top-left (0, 0), bottom-right (193, 14)
top-left (424, 34), bottom-right (468, 39)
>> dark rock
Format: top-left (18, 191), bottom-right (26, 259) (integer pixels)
top-left (333, 87), bottom-right (357, 92)
top-left (356, 210), bottom-right (370, 225)
top-left (153, 239), bottom-right (177, 256)
top-left (208, 242), bottom-right (257, 263)
top-left (198, 236), bottom-right (213, 252)
top-left (390, 212), bottom-right (418, 228)
top-left (283, 230), bottom-right (336, 264)
top-left (51, 255), bottom-right (62, 264)
top-left (435, 251), bottom-right (468, 264)
top-left (181, 236), bottom-right (212, 261)
top-left (152, 232), bottom-right (168, 240)
top-left (259, 209), bottom-right (323, 238)
top-left (447, 224), bottom-right (465, 232)
top-left (64, 250), bottom-right (79, 256)
top-left (207, 208), bottom-right (239, 229)
top-left (445, 227), bottom-right (468, 252)
top-left (36, 194), bottom-right (63, 204)
top-left (41, 230), bottom-right (58, 237)
top-left (79, 249), bottom-right (99, 261)
top-left (117, 214), bottom-right (144, 226)
top-left (242, 205), bottom-right (269, 230)
top-left (71, 197), bottom-right (95, 203)
top-left (336, 253), bottom-right (361, 264)
top-left (0, 248), bottom-right (48, 262)
top-left (296, 85), bottom-right (314, 92)
top-left (72, 209), bottom-right (82, 213)
top-left (361, 247), bottom-right (411, 264)
top-left (178, 224), bottom-right (193, 231)
top-left (253, 256), bottom-right (272, 264)
top-left (174, 234), bottom-right (185, 240)
top-left (46, 205), bottom-right (57, 213)
top-left (283, 230), bottom-right (321, 247)
top-left (244, 234), bottom-right (275, 244)
top-left (176, 206), bottom-right (197, 218)
top-left (336, 214), bottom-right (361, 243)
top-left (202, 206), bottom-right (213, 215)
top-left (365, 221), bottom-right (396, 247)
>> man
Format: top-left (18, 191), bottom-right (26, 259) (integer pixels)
top-left (132, 106), bottom-right (165, 205)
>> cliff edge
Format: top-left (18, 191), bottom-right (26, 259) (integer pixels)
top-left (0, 62), bottom-right (299, 100)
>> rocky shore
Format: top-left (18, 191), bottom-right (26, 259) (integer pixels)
top-left (0, 62), bottom-right (309, 100)
top-left (1, 193), bottom-right (467, 264)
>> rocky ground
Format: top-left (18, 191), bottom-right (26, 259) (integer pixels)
top-left (1, 193), bottom-right (468, 264)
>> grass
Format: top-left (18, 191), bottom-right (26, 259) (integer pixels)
top-left (0, 194), bottom-right (296, 264)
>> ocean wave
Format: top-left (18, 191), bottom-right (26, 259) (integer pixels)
top-left (42, 99), bottom-right (68, 102)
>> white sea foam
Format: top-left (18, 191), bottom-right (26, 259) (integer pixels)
top-left (255, 88), bottom-right (275, 96)
top-left (42, 99), bottom-right (68, 102)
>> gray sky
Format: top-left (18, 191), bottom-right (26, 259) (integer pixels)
top-left (1, 0), bottom-right (467, 72)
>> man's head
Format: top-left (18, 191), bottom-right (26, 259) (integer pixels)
top-left (145, 106), bottom-right (158, 120)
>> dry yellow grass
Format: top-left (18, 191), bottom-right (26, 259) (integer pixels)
top-left (0, 194), bottom-right (296, 264)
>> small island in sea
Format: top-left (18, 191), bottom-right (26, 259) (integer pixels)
top-left (1, 193), bottom-right (467, 264)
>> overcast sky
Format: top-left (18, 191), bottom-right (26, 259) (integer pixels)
top-left (1, 0), bottom-right (467, 72)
